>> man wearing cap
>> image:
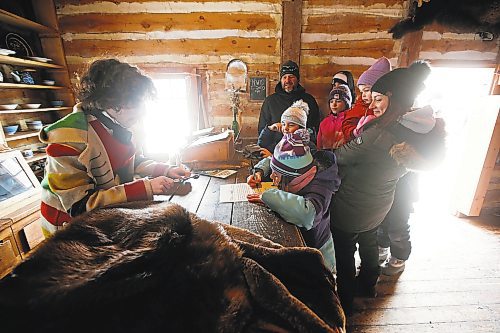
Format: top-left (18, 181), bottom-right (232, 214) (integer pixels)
top-left (257, 60), bottom-right (320, 141)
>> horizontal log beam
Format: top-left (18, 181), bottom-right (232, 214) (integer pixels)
top-left (59, 13), bottom-right (279, 33)
top-left (63, 38), bottom-right (280, 57)
top-left (304, 14), bottom-right (399, 34)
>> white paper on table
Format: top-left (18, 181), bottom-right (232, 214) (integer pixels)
top-left (220, 183), bottom-right (255, 203)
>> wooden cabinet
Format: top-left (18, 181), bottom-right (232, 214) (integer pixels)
top-left (0, 201), bottom-right (44, 279)
top-left (0, 0), bottom-right (74, 178)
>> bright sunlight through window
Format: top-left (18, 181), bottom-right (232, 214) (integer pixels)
top-left (143, 78), bottom-right (191, 156)
top-left (414, 67), bottom-right (495, 214)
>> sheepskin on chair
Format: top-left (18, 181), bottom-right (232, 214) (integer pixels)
top-left (390, 0), bottom-right (500, 39)
top-left (0, 201), bottom-right (345, 333)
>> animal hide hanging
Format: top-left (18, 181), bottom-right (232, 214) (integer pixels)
top-left (389, 0), bottom-right (500, 39)
top-left (0, 201), bottom-right (345, 333)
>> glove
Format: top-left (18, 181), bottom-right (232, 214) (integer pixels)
top-left (353, 115), bottom-right (376, 137)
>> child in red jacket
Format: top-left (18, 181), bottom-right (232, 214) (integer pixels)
top-left (342, 57), bottom-right (392, 141)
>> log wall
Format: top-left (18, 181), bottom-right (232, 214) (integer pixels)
top-left (55, 0), bottom-right (283, 137)
top-left (55, 0), bottom-right (499, 139)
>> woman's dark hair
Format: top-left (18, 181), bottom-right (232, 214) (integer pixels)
top-left (78, 59), bottom-right (156, 113)
top-left (371, 61), bottom-right (431, 128)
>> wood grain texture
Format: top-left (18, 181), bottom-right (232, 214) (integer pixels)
top-left (57, 0), bottom-right (281, 5)
top-left (304, 13), bottom-right (399, 34)
top-left (420, 40), bottom-right (499, 54)
top-left (346, 208), bottom-right (500, 332)
top-left (63, 38), bottom-right (279, 57)
top-left (305, 0), bottom-right (403, 6)
top-left (398, 30), bottom-right (423, 68)
top-left (302, 39), bottom-right (396, 58)
top-left (59, 12), bottom-right (279, 33)
top-left (195, 174), bottom-right (236, 224)
top-left (281, 0), bottom-right (303, 65)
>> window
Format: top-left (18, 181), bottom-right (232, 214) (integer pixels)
top-left (142, 73), bottom-right (203, 157)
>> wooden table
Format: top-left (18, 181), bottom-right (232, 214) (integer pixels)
top-left (155, 169), bottom-right (304, 247)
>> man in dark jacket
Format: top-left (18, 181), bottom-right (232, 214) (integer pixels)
top-left (257, 60), bottom-right (321, 140)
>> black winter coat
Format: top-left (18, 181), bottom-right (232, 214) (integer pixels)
top-left (257, 82), bottom-right (321, 138)
top-left (331, 111), bottom-right (446, 233)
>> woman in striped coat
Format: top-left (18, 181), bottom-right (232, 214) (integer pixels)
top-left (40, 59), bottom-right (189, 236)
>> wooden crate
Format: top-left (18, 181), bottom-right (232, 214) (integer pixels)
top-left (181, 131), bottom-right (235, 163)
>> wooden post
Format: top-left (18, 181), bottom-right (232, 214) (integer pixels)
top-left (397, 1), bottom-right (423, 67)
top-left (281, 0), bottom-right (303, 66)
top-left (398, 30), bottom-right (423, 67)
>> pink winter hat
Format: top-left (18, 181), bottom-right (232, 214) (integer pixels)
top-left (357, 57), bottom-right (392, 86)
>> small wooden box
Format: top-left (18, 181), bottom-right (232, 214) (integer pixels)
top-left (181, 131), bottom-right (234, 163)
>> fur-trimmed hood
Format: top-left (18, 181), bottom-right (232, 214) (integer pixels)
top-left (0, 202), bottom-right (345, 333)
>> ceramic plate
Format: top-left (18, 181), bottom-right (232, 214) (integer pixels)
top-left (5, 33), bottom-right (33, 57)
top-left (0, 48), bottom-right (15, 56)
top-left (20, 103), bottom-right (42, 109)
top-left (28, 56), bottom-right (53, 63)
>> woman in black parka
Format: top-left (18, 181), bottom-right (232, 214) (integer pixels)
top-left (330, 61), bottom-right (446, 315)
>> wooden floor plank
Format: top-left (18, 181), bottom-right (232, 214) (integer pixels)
top-left (349, 321), bottom-right (500, 333)
top-left (345, 205), bottom-right (500, 332)
top-left (349, 303), bottom-right (500, 326)
top-left (354, 289), bottom-right (500, 309)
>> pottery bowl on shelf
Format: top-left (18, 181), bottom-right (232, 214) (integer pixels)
top-left (3, 124), bottom-right (19, 135)
top-left (42, 80), bottom-right (55, 86)
top-left (20, 103), bottom-right (42, 109)
top-left (0, 104), bottom-right (18, 110)
top-left (22, 149), bottom-right (34, 158)
top-left (50, 100), bottom-right (64, 107)
top-left (26, 120), bottom-right (43, 130)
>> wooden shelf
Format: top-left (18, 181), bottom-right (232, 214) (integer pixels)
top-left (0, 55), bottom-right (63, 69)
top-left (0, 83), bottom-right (65, 89)
top-left (25, 152), bottom-right (47, 164)
top-left (4, 130), bottom-right (40, 141)
top-left (0, 107), bottom-right (72, 114)
top-left (0, 9), bottom-right (55, 34)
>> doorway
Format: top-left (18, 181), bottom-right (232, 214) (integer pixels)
top-left (413, 67), bottom-right (496, 216)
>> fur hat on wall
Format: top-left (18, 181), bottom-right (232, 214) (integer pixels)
top-left (371, 60), bottom-right (431, 108)
top-left (281, 99), bottom-right (310, 128)
top-left (357, 57), bottom-right (392, 87)
top-left (280, 60), bottom-right (300, 80)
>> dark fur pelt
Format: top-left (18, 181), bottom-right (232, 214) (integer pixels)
top-left (390, 0), bottom-right (500, 39)
top-left (0, 201), bottom-right (345, 333)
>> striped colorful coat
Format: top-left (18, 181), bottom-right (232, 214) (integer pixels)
top-left (39, 104), bottom-right (172, 236)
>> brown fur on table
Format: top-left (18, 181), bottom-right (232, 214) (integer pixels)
top-left (0, 201), bottom-right (345, 333)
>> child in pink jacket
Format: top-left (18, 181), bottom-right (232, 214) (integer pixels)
top-left (317, 84), bottom-right (352, 150)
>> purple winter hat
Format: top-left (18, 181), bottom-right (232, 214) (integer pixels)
top-left (357, 57), bottom-right (392, 86)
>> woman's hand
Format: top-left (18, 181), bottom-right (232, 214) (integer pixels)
top-left (268, 122), bottom-right (282, 132)
top-left (167, 165), bottom-right (191, 179)
top-left (149, 176), bottom-right (175, 195)
top-left (247, 171), bottom-right (262, 188)
top-left (260, 148), bottom-right (272, 158)
top-left (247, 193), bottom-right (265, 205)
